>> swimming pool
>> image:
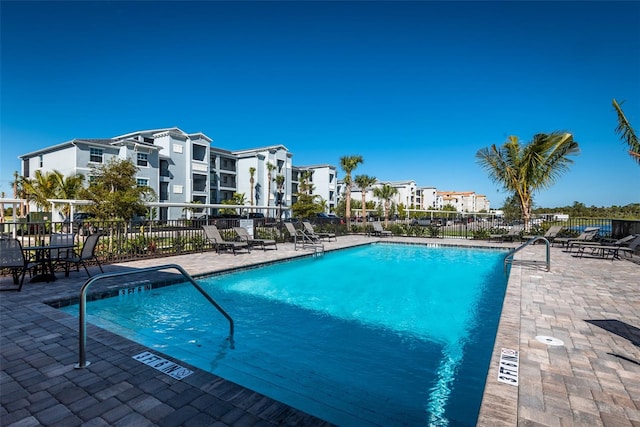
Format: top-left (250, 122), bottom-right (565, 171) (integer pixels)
top-left (61, 243), bottom-right (508, 426)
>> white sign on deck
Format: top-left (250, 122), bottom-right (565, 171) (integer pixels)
top-left (132, 351), bottom-right (193, 380)
top-left (497, 348), bottom-right (519, 386)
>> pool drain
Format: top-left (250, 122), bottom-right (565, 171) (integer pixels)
top-left (535, 336), bottom-right (564, 346)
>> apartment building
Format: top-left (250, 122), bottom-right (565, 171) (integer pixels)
top-left (233, 145), bottom-right (292, 216)
top-left (343, 182), bottom-right (489, 216)
top-left (292, 164), bottom-right (338, 213)
top-left (18, 127), bottom-right (337, 220)
top-left (435, 191), bottom-right (490, 213)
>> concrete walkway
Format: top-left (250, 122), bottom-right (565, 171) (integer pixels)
top-left (1, 235), bottom-right (638, 426)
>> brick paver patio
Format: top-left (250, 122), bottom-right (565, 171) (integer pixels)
top-left (1, 235), bottom-right (638, 426)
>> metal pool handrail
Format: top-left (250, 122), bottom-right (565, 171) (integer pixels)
top-left (75, 263), bottom-right (234, 369)
top-left (504, 236), bottom-right (551, 273)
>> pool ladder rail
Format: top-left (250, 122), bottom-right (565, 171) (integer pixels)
top-left (75, 264), bottom-right (234, 369)
top-left (504, 236), bottom-right (551, 273)
top-left (292, 229), bottom-right (325, 257)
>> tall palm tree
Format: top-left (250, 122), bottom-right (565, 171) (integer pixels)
top-left (13, 170), bottom-right (26, 217)
top-left (612, 99), bottom-right (640, 165)
top-left (340, 155), bottom-right (363, 231)
top-left (249, 167), bottom-right (256, 207)
top-left (266, 162), bottom-right (276, 206)
top-left (476, 132), bottom-right (579, 225)
top-left (275, 174), bottom-right (285, 219)
top-left (373, 183), bottom-right (398, 228)
top-left (299, 170), bottom-right (314, 196)
top-left (354, 174), bottom-right (377, 228)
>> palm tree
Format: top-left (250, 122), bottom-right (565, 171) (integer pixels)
top-left (21, 170), bottom-right (59, 211)
top-left (354, 174), bottom-right (377, 228)
top-left (476, 132), bottom-right (579, 226)
top-left (373, 183), bottom-right (398, 227)
top-left (299, 170), bottom-right (314, 196)
top-left (266, 162), bottom-right (276, 206)
top-left (249, 167), bottom-right (256, 207)
top-left (50, 171), bottom-right (84, 217)
top-left (340, 155), bottom-right (363, 231)
top-left (612, 99), bottom-right (640, 165)
top-left (275, 174), bottom-right (285, 219)
top-left (13, 170), bottom-right (26, 217)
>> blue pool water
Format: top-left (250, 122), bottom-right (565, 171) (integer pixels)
top-left (61, 243), bottom-right (508, 426)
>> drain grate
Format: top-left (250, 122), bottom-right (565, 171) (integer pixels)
top-left (535, 335), bottom-right (564, 346)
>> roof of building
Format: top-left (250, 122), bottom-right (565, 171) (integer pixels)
top-left (231, 145), bottom-right (290, 157)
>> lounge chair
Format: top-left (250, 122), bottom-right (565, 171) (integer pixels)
top-left (0, 237), bottom-right (40, 291)
top-left (284, 222), bottom-right (321, 246)
top-left (60, 233), bottom-right (104, 277)
top-left (574, 234), bottom-right (640, 260)
top-left (302, 221), bottom-right (336, 242)
top-left (371, 222), bottom-right (392, 237)
top-left (203, 225), bottom-right (250, 255)
top-left (523, 225), bottom-right (564, 244)
top-left (233, 227), bottom-right (277, 251)
top-left (573, 233), bottom-right (636, 249)
top-left (490, 225), bottom-right (523, 242)
top-left (554, 227), bottom-right (599, 249)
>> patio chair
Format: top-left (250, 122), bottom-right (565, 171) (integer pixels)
top-left (50, 232), bottom-right (76, 271)
top-left (371, 222), bottom-right (392, 237)
top-left (61, 233), bottom-right (104, 277)
top-left (233, 227), bottom-right (277, 251)
top-left (202, 225), bottom-right (250, 255)
top-left (0, 237), bottom-right (40, 291)
top-left (554, 227), bottom-right (599, 249)
top-left (575, 234), bottom-right (640, 260)
top-left (302, 221), bottom-right (336, 241)
top-left (490, 225), bottom-right (523, 242)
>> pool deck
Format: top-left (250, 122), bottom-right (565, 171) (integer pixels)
top-left (1, 235), bottom-right (638, 426)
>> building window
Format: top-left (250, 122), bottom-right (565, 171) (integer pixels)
top-left (90, 148), bottom-right (103, 163)
top-left (136, 178), bottom-right (149, 187)
top-left (137, 152), bottom-right (148, 167)
top-left (39, 155), bottom-right (43, 168)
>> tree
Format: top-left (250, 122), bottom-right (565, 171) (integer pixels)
top-left (19, 170), bottom-right (84, 217)
top-left (500, 195), bottom-right (523, 223)
top-left (78, 158), bottom-right (154, 221)
top-left (221, 192), bottom-right (246, 215)
top-left (249, 167), bottom-right (256, 207)
top-left (21, 170), bottom-right (59, 212)
top-left (274, 174), bottom-right (285, 219)
top-left (476, 132), bottom-right (579, 225)
top-left (373, 183), bottom-right (398, 227)
top-left (340, 155), bottom-right (363, 231)
top-left (13, 170), bottom-right (26, 217)
top-left (299, 170), bottom-right (314, 196)
top-left (50, 171), bottom-right (85, 217)
top-left (266, 162), bottom-right (276, 206)
top-left (354, 174), bottom-right (377, 228)
top-left (612, 99), bottom-right (640, 165)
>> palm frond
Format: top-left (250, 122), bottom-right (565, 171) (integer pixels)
top-left (613, 99), bottom-right (640, 165)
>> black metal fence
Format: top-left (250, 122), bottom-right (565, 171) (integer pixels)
top-left (1, 216), bottom-right (637, 277)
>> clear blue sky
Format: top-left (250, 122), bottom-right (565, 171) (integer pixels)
top-left (1, 1), bottom-right (639, 209)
